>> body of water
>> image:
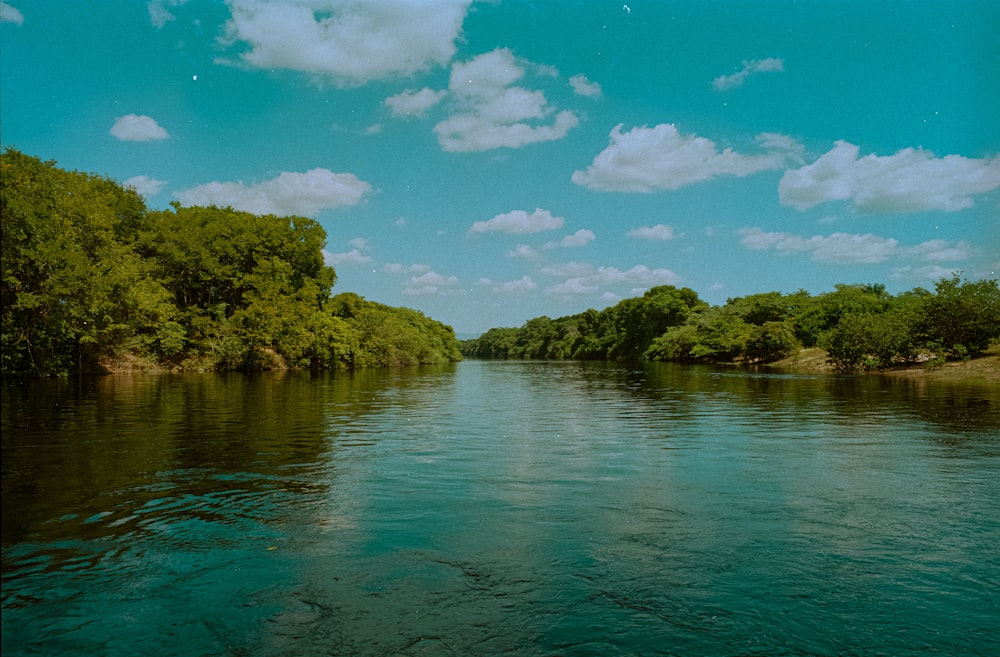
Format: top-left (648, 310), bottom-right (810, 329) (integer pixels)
top-left (2, 361), bottom-right (998, 656)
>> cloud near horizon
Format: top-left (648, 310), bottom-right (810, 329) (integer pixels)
top-left (572, 124), bottom-right (803, 192)
top-left (402, 270), bottom-right (462, 296)
top-left (778, 141), bottom-right (1000, 213)
top-left (542, 263), bottom-right (682, 296)
top-left (469, 208), bottom-right (564, 235)
top-left (110, 114), bottom-right (169, 141)
top-left (217, 0), bottom-right (472, 86)
top-left (124, 175), bottom-right (166, 196)
top-left (739, 227), bottom-right (975, 266)
top-left (174, 168), bottom-right (371, 217)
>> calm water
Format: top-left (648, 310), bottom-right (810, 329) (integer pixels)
top-left (2, 361), bottom-right (999, 656)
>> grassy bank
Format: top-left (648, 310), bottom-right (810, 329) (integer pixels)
top-left (768, 345), bottom-right (1000, 384)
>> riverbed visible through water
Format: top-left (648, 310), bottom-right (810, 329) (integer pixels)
top-left (2, 361), bottom-right (998, 656)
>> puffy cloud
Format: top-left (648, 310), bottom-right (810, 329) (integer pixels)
top-left (1, 2), bottom-right (24, 24)
top-left (384, 87), bottom-right (447, 117)
top-left (402, 270), bottom-right (462, 296)
top-left (219, 0), bottom-right (471, 85)
top-left (572, 124), bottom-right (802, 192)
top-left (124, 175), bottom-right (166, 196)
top-left (507, 244), bottom-right (540, 259)
top-left (543, 263), bottom-right (682, 296)
top-left (778, 141), bottom-right (1000, 213)
top-left (569, 74), bottom-right (602, 98)
top-left (110, 114), bottom-right (169, 141)
top-left (627, 224), bottom-right (675, 241)
top-left (544, 228), bottom-right (595, 249)
top-left (434, 48), bottom-right (579, 152)
top-left (469, 208), bottom-right (564, 234)
top-left (174, 167), bottom-right (370, 217)
top-left (492, 275), bottom-right (537, 294)
top-left (712, 57), bottom-right (784, 91)
top-left (739, 227), bottom-right (899, 264)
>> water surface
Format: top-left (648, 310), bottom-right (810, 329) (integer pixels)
top-left (3, 362), bottom-right (998, 656)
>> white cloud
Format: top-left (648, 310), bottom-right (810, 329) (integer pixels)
top-left (326, 249), bottom-right (371, 265)
top-left (627, 224), bottom-right (675, 241)
top-left (739, 227), bottom-right (899, 264)
top-left (110, 114), bottom-right (169, 142)
top-left (544, 228), bottom-right (595, 249)
top-left (904, 239), bottom-right (975, 262)
top-left (713, 57), bottom-right (784, 91)
top-left (148, 0), bottom-right (187, 28)
top-left (543, 263), bottom-right (682, 296)
top-left (124, 175), bottom-right (166, 196)
top-left (433, 48), bottom-right (579, 152)
top-left (385, 87), bottom-right (447, 118)
top-left (538, 261), bottom-right (595, 278)
top-left (547, 277), bottom-right (599, 296)
top-left (507, 244), bottom-right (540, 259)
top-left (469, 208), bottom-right (564, 234)
top-left (569, 74), bottom-right (602, 98)
top-left (384, 263), bottom-right (431, 274)
top-left (779, 141), bottom-right (1000, 213)
top-left (572, 124), bottom-right (802, 192)
top-left (492, 275), bottom-right (537, 294)
top-left (890, 265), bottom-right (962, 281)
top-left (218, 0), bottom-right (471, 86)
top-left (402, 270), bottom-right (462, 295)
top-left (1, 1), bottom-right (24, 24)
top-left (174, 167), bottom-right (370, 217)
top-left (740, 227), bottom-right (977, 268)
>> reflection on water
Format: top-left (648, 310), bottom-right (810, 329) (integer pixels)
top-left (2, 362), bottom-right (998, 656)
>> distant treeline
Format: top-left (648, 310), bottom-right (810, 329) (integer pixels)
top-left (1, 150), bottom-right (461, 376)
top-left (462, 278), bottom-right (1000, 372)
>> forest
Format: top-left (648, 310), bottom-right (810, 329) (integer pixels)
top-left (461, 277), bottom-right (1000, 372)
top-left (1, 150), bottom-right (461, 376)
top-left (4, 149), bottom-right (998, 377)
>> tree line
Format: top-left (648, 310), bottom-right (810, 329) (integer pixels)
top-left (1, 150), bottom-right (461, 376)
top-left (462, 279), bottom-right (1000, 372)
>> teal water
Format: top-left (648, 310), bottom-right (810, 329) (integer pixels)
top-left (2, 361), bottom-right (998, 656)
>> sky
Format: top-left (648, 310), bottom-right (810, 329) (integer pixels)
top-left (2, 0), bottom-right (998, 336)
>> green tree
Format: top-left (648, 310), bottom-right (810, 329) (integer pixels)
top-left (1, 149), bottom-right (156, 374)
top-left (915, 276), bottom-right (1000, 359)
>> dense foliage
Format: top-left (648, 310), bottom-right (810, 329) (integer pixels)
top-left (463, 280), bottom-right (1000, 372)
top-left (1, 150), bottom-right (460, 376)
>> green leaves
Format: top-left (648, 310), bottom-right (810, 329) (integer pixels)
top-left (1, 151), bottom-right (460, 375)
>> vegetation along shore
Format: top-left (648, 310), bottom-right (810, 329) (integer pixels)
top-left (3, 150), bottom-right (998, 378)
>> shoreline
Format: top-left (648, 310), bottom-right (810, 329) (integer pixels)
top-left (767, 346), bottom-right (1000, 384)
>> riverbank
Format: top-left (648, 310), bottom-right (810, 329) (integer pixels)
top-left (768, 345), bottom-right (1000, 384)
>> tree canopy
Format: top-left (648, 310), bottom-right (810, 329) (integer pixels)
top-left (463, 279), bottom-right (1000, 372)
top-left (1, 150), bottom-right (461, 376)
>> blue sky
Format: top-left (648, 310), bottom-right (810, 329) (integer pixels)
top-left (2, 0), bottom-right (998, 336)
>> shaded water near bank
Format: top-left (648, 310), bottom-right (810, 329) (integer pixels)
top-left (3, 361), bottom-right (999, 656)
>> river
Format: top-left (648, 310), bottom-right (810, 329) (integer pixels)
top-left (2, 361), bottom-right (998, 656)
